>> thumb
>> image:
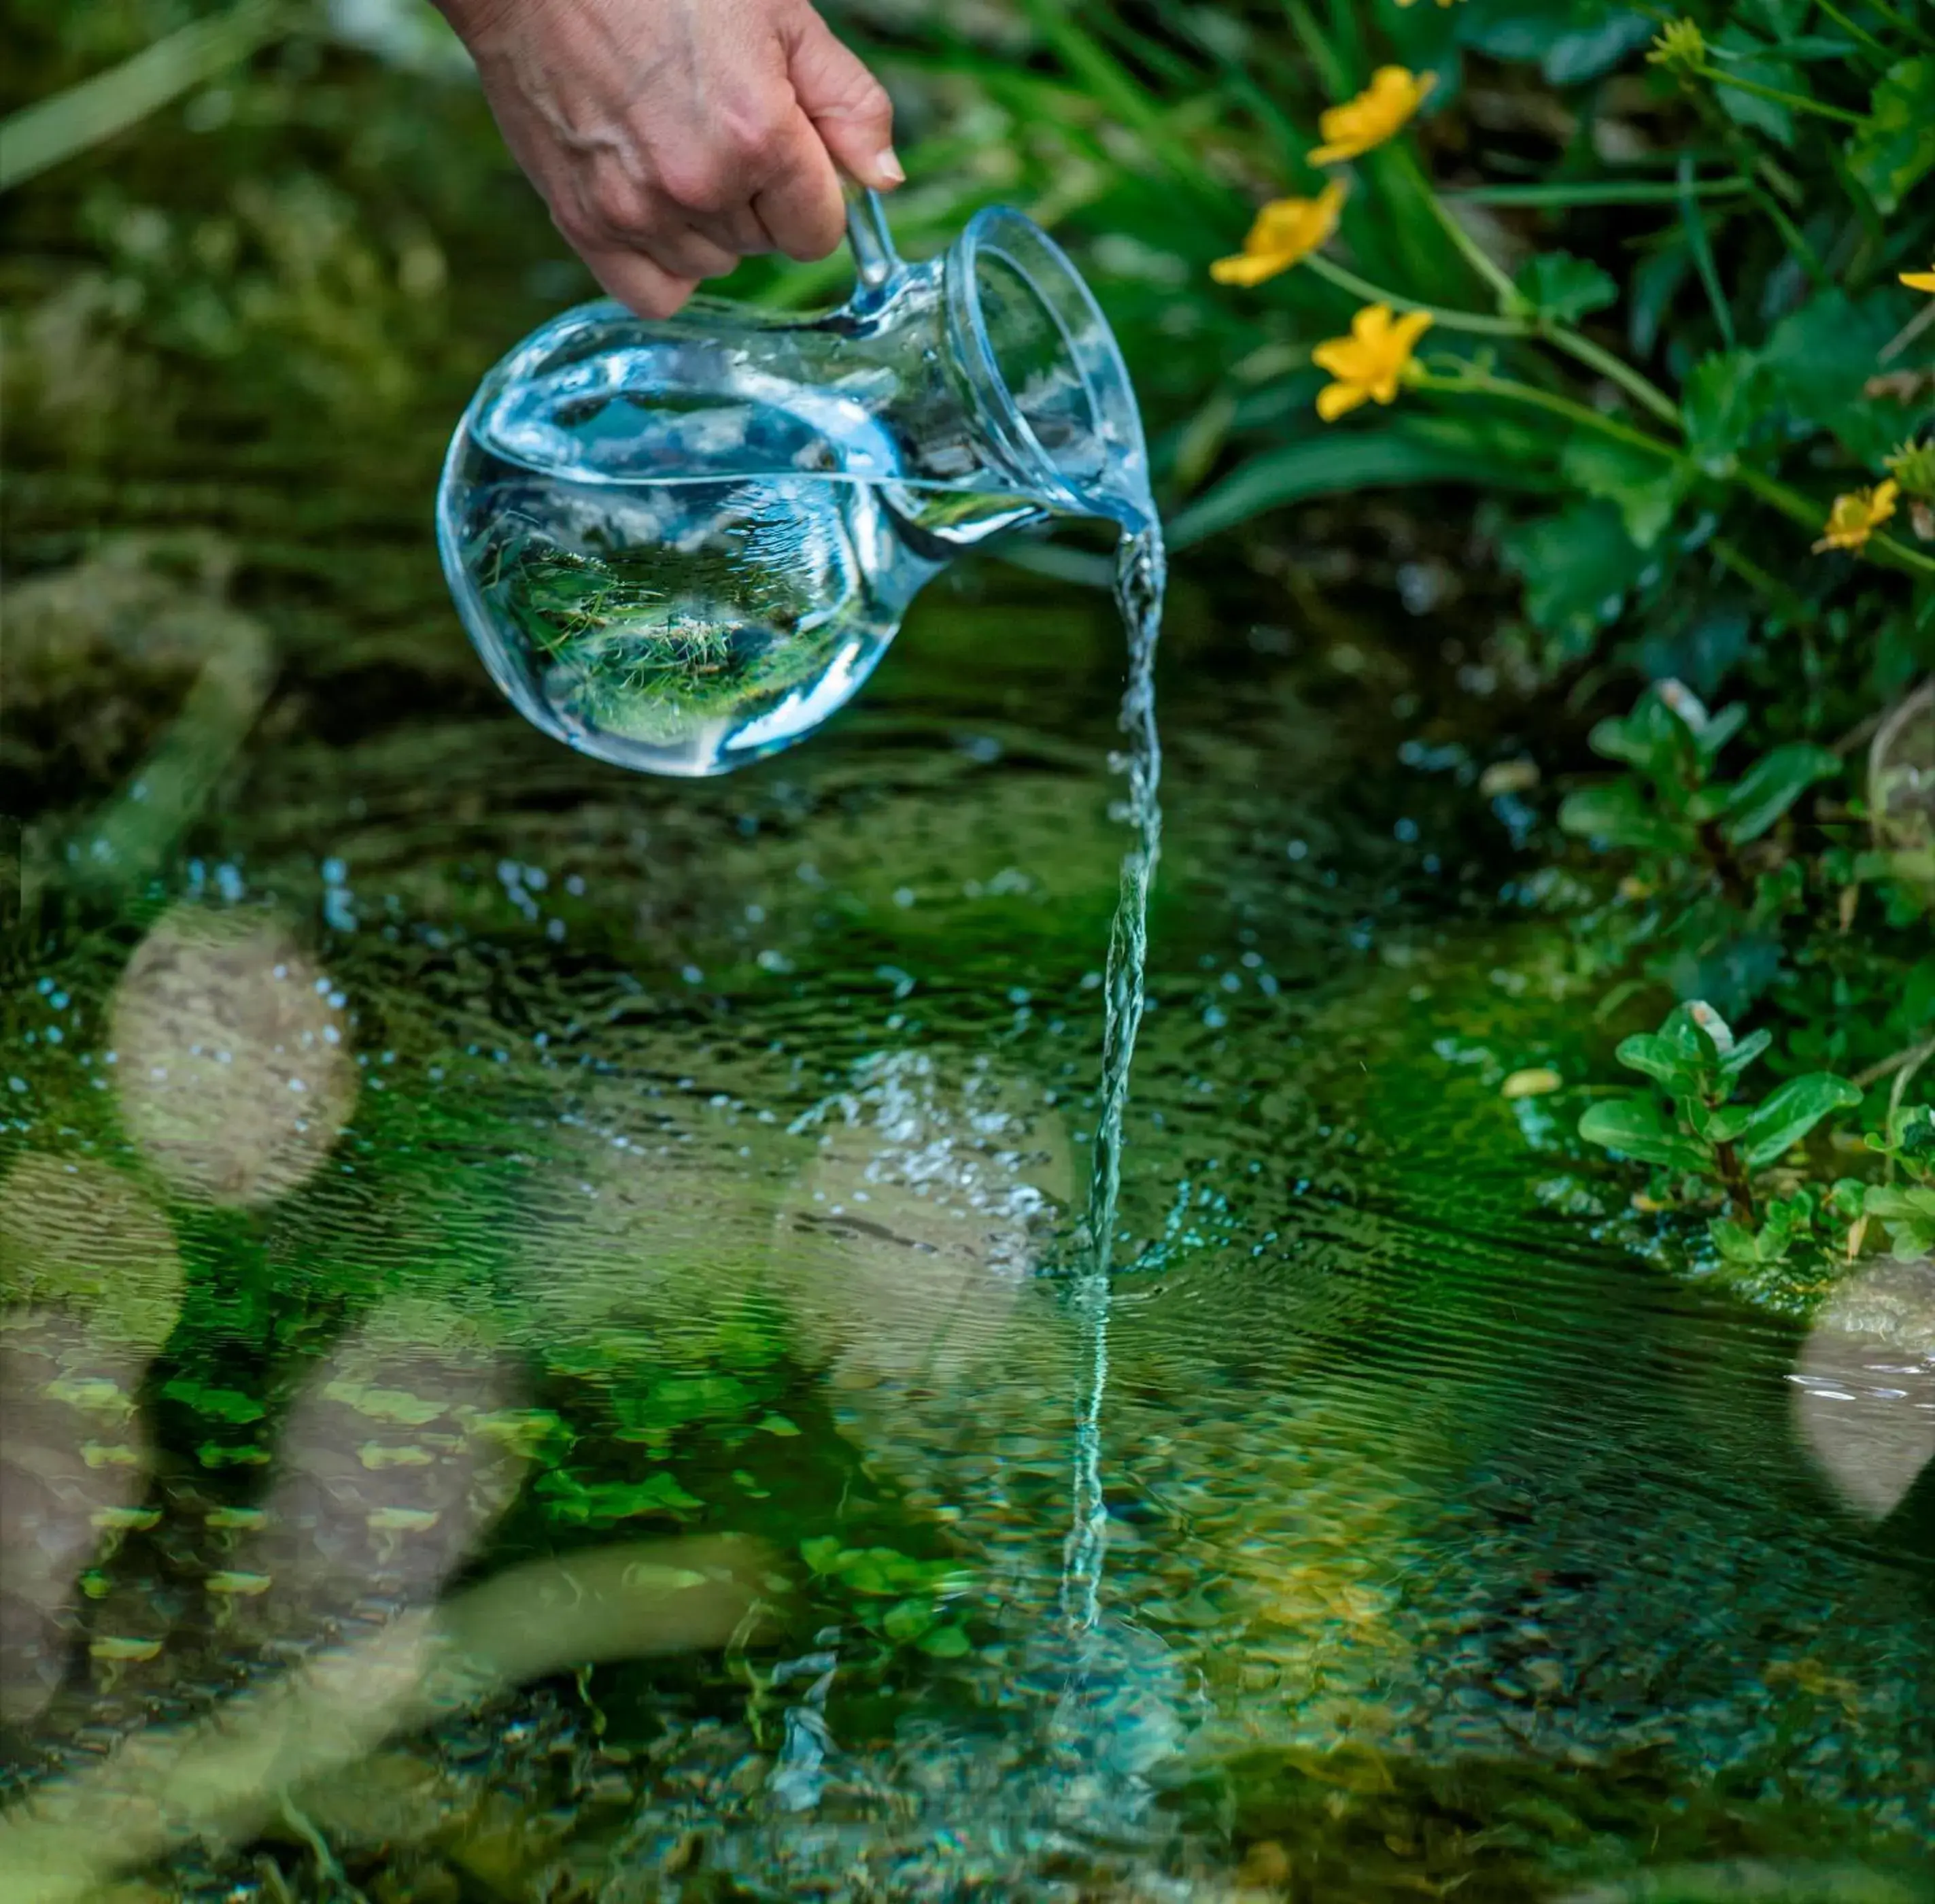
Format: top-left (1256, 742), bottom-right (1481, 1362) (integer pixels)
top-left (786, 10), bottom-right (901, 192)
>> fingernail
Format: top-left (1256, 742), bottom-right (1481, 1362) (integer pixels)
top-left (874, 148), bottom-right (904, 187)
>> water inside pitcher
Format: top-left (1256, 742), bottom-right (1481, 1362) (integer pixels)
top-left (436, 193), bottom-right (1150, 776)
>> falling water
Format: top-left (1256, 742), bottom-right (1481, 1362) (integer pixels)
top-left (1062, 520), bottom-right (1165, 1641)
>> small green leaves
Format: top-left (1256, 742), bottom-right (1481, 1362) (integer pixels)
top-left (1864, 1183), bottom-right (1935, 1256)
top-left (1501, 501), bottom-right (1650, 659)
top-left (1559, 781), bottom-right (1690, 855)
top-left (1763, 289), bottom-right (1913, 461)
top-left (1847, 58), bottom-right (1935, 216)
top-left (1582, 1000), bottom-right (1860, 1207)
top-left (535, 1469), bottom-right (704, 1525)
top-left (1515, 251), bottom-right (1619, 323)
top-left (1719, 743), bottom-right (1840, 844)
top-left (160, 1378), bottom-right (267, 1425)
top-left (1681, 350), bottom-right (1764, 476)
top-left (1560, 435), bottom-right (1687, 547)
top-left (798, 1539), bottom-right (973, 1656)
top-left (1579, 1095), bottom-right (1709, 1170)
top-left (1739, 1074), bottom-right (1864, 1168)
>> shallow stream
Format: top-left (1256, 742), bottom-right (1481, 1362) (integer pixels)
top-left (4, 386), bottom-right (1934, 1904)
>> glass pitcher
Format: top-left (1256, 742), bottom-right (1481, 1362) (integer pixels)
top-left (435, 193), bottom-right (1148, 777)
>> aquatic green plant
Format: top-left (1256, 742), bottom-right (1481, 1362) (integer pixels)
top-left (798, 1536), bottom-right (975, 1659)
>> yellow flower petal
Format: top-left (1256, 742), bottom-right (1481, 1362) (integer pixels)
top-left (1311, 303), bottom-right (1433, 422)
top-left (1317, 380), bottom-right (1372, 421)
top-left (1389, 307), bottom-right (1435, 354)
top-left (1813, 479), bottom-right (1900, 554)
top-left (1210, 182), bottom-right (1349, 289)
top-left (1308, 67), bottom-right (1436, 167)
top-left (1902, 268), bottom-right (1935, 294)
top-left (1211, 251), bottom-right (1290, 286)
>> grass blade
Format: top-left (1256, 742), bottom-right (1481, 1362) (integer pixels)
top-left (1, 0), bottom-right (291, 193)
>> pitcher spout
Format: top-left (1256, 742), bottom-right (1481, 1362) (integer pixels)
top-left (943, 209), bottom-right (1152, 526)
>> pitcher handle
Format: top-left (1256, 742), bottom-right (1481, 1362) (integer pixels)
top-left (845, 186), bottom-right (902, 299)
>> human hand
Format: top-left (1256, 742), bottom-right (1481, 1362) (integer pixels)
top-left (436, 0), bottom-right (901, 317)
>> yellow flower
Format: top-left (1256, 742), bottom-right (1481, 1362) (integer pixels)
top-left (1902, 264), bottom-right (1935, 294)
top-left (1647, 19), bottom-right (1707, 72)
top-left (1312, 303), bottom-right (1434, 421)
top-left (1210, 182), bottom-right (1349, 288)
top-left (1812, 479), bottom-right (1899, 555)
top-left (1307, 67), bottom-right (1437, 167)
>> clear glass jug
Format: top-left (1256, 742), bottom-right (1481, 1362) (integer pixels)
top-left (435, 194), bottom-right (1149, 777)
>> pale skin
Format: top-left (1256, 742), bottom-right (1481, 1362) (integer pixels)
top-left (433, 0), bottom-right (903, 318)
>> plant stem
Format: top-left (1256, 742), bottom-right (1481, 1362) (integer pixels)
top-left (1854, 1037), bottom-right (1935, 1093)
top-left (1541, 321), bottom-right (1683, 427)
top-left (1747, 184), bottom-right (1830, 291)
top-left (1811, 0), bottom-right (1889, 60)
top-left (1421, 186), bottom-right (1522, 311)
top-left (1410, 364), bottom-right (1684, 462)
top-left (1734, 465), bottom-right (1935, 579)
top-left (1851, 0), bottom-right (1935, 50)
top-left (1680, 155), bottom-right (1737, 349)
top-left (1441, 179), bottom-right (1753, 207)
top-left (1690, 64), bottom-right (1866, 127)
top-left (1713, 1138), bottom-right (1757, 1224)
top-left (1303, 252), bottom-right (1524, 335)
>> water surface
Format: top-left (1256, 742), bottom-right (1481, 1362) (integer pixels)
top-left (3, 490), bottom-right (1933, 1902)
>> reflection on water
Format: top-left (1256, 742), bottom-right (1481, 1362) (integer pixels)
top-left (3, 547), bottom-right (1934, 1899)
top-left (1794, 1258), bottom-right (1935, 1523)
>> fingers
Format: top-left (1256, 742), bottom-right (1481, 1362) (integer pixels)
top-left (574, 237), bottom-right (702, 320)
top-left (785, 8), bottom-right (901, 193)
top-left (747, 108), bottom-right (848, 262)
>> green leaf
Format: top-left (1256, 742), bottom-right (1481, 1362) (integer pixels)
top-left (536, 1469), bottom-right (704, 1525)
top-left (1501, 501), bottom-right (1651, 658)
top-left (1717, 1027), bottom-right (1773, 1081)
top-left (1579, 1095), bottom-right (1709, 1170)
top-left (1166, 416), bottom-right (1556, 548)
top-left (1864, 1183), bottom-right (1935, 1253)
top-left (1515, 251), bottom-right (1619, 323)
top-left (1721, 743), bottom-right (1840, 844)
top-left (801, 1535), bottom-right (844, 1576)
top-left (1847, 58), bottom-right (1935, 216)
top-left (1707, 1216), bottom-right (1763, 1265)
top-left (1459, 1), bottom-right (1652, 85)
top-left (1613, 1033), bottom-right (1698, 1092)
top-left (1702, 1103), bottom-right (1754, 1144)
top-left (1739, 1073), bottom-right (1862, 1168)
top-left (919, 1623), bottom-right (973, 1659)
top-left (1558, 783), bottom-right (1690, 855)
top-left (1560, 435), bottom-right (1687, 548)
top-left (1763, 290), bottom-right (1913, 460)
top-left (882, 1597), bottom-right (938, 1643)
top-left (160, 1378), bottom-right (267, 1425)
top-left (1681, 351), bottom-right (1765, 477)
top-left (1711, 25), bottom-right (1806, 147)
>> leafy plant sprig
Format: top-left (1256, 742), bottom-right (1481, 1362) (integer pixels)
top-left (1578, 999), bottom-right (1860, 1223)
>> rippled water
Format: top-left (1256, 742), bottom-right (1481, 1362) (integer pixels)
top-left (3, 528), bottom-right (1934, 1901)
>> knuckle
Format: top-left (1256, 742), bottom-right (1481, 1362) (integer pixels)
top-left (717, 107), bottom-right (791, 180)
top-left (585, 175), bottom-right (654, 240)
top-left (657, 154), bottom-right (734, 217)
